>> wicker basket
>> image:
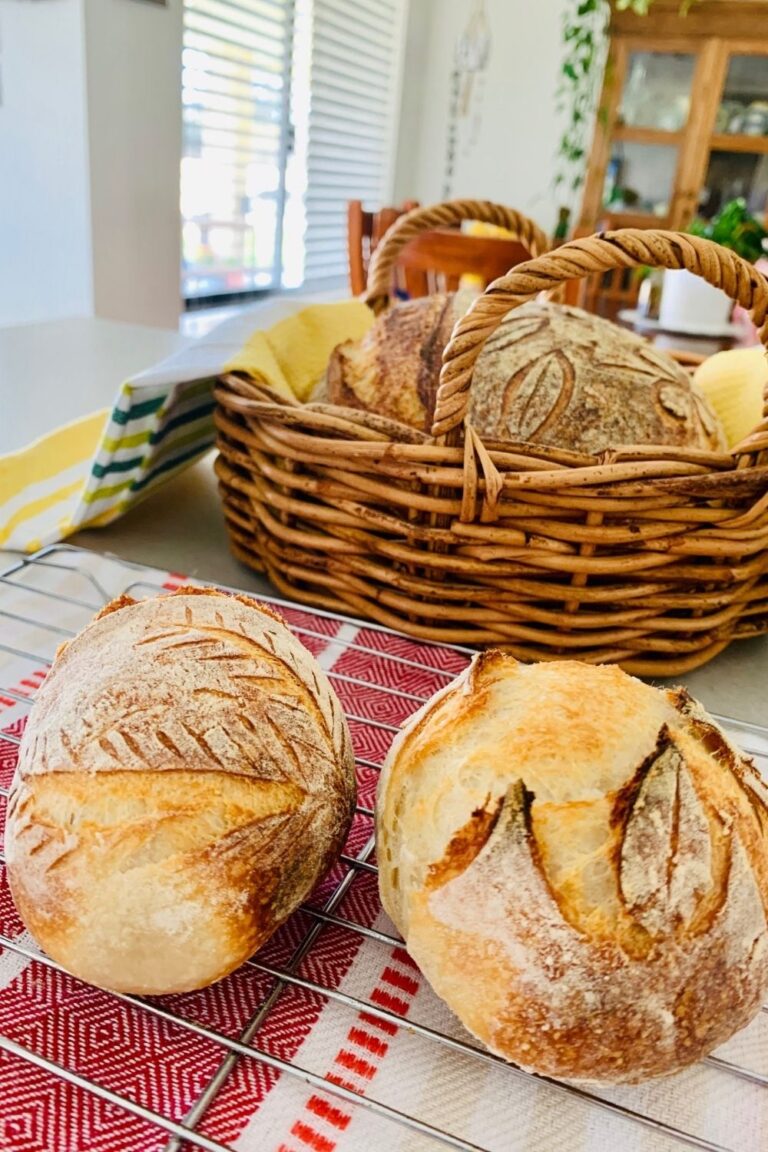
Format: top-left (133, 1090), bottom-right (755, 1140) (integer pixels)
top-left (215, 201), bottom-right (768, 676)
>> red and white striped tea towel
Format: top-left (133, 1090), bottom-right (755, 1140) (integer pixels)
top-left (0, 549), bottom-right (766, 1152)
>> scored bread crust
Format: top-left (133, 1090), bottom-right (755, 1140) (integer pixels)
top-left (326, 294), bottom-right (459, 431)
top-left (468, 302), bottom-right (725, 453)
top-left (6, 587), bottom-right (356, 994)
top-left (377, 652), bottom-right (768, 1083)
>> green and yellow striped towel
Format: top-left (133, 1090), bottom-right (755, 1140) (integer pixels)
top-left (1, 299), bottom-right (372, 552)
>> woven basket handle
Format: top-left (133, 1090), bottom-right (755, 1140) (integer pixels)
top-left (364, 199), bottom-right (551, 315)
top-left (433, 229), bottom-right (768, 457)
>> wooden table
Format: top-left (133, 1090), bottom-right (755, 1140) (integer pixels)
top-left (616, 309), bottom-right (759, 360)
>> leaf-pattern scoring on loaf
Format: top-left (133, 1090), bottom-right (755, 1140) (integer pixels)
top-left (467, 301), bottom-right (725, 454)
top-left (617, 728), bottom-right (712, 936)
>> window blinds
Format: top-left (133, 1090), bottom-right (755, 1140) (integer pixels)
top-left (302, 0), bottom-right (407, 286)
top-left (181, 0), bottom-right (406, 297)
top-left (181, 0), bottom-right (294, 298)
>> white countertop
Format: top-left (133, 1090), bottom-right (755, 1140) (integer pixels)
top-left (3, 316), bottom-right (767, 729)
top-left (0, 317), bottom-right (189, 453)
top-left (0, 314), bottom-right (275, 594)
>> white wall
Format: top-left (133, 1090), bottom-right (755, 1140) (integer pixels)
top-left (84, 0), bottom-right (182, 329)
top-left (392, 0), bottom-right (433, 206)
top-left (0, 0), bottom-right (93, 326)
top-left (393, 0), bottom-right (570, 236)
top-left (0, 0), bottom-right (182, 330)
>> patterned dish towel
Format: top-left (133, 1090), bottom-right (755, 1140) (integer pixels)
top-left (0, 299), bottom-right (372, 553)
top-left (0, 548), bottom-right (767, 1152)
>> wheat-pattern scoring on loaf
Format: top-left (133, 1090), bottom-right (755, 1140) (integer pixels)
top-left (376, 652), bottom-right (768, 1083)
top-left (5, 587), bottom-right (356, 995)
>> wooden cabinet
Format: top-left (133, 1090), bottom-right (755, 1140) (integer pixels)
top-left (578, 2), bottom-right (768, 235)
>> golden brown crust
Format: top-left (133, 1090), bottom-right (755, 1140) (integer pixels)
top-left (6, 587), bottom-right (356, 994)
top-left (326, 294), bottom-right (461, 432)
top-left (425, 797), bottom-right (502, 891)
top-left (377, 652), bottom-right (768, 1082)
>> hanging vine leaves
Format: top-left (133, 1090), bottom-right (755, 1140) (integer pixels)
top-left (555, 0), bottom-right (609, 195)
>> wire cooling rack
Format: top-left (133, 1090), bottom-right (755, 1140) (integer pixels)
top-left (0, 545), bottom-right (767, 1152)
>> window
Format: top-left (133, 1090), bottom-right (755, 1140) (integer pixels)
top-left (181, 0), bottom-right (294, 300)
top-left (181, 0), bottom-right (406, 301)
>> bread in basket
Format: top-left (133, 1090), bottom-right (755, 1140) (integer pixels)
top-left (214, 199), bottom-right (768, 675)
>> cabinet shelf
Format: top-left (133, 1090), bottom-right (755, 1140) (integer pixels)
top-left (710, 133), bottom-right (768, 154)
top-left (613, 125), bottom-right (684, 146)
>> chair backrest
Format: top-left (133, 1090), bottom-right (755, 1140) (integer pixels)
top-left (393, 229), bottom-right (533, 297)
top-left (580, 263), bottom-right (642, 320)
top-left (347, 200), bottom-right (419, 296)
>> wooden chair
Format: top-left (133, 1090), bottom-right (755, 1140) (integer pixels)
top-left (392, 229), bottom-right (536, 298)
top-left (347, 200), bottom-right (419, 296)
top-left (580, 264), bottom-right (644, 320)
top-left (348, 200), bottom-right (539, 299)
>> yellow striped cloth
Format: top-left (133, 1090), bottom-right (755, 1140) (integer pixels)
top-left (1, 300), bottom-right (372, 552)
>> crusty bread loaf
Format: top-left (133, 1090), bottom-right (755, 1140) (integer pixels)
top-left (327, 298), bottom-right (725, 452)
top-left (468, 301), bottom-right (724, 453)
top-left (6, 587), bottom-right (355, 995)
top-left (326, 294), bottom-right (460, 431)
top-left (377, 652), bottom-right (768, 1082)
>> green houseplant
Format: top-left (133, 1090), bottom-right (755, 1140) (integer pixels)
top-left (687, 198), bottom-right (768, 264)
top-left (555, 0), bottom-right (609, 202)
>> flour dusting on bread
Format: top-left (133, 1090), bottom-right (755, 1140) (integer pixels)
top-left (377, 651), bottom-right (768, 1082)
top-left (6, 588), bottom-right (356, 995)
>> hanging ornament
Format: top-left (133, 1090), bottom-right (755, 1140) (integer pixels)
top-left (443, 0), bottom-right (492, 197)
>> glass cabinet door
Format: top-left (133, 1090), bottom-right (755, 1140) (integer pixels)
top-left (714, 53), bottom-right (768, 138)
top-left (604, 48), bottom-right (699, 221)
top-left (702, 50), bottom-right (768, 223)
top-left (603, 142), bottom-right (679, 217)
top-left (618, 50), bottom-right (696, 132)
top-left (699, 150), bottom-right (768, 220)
